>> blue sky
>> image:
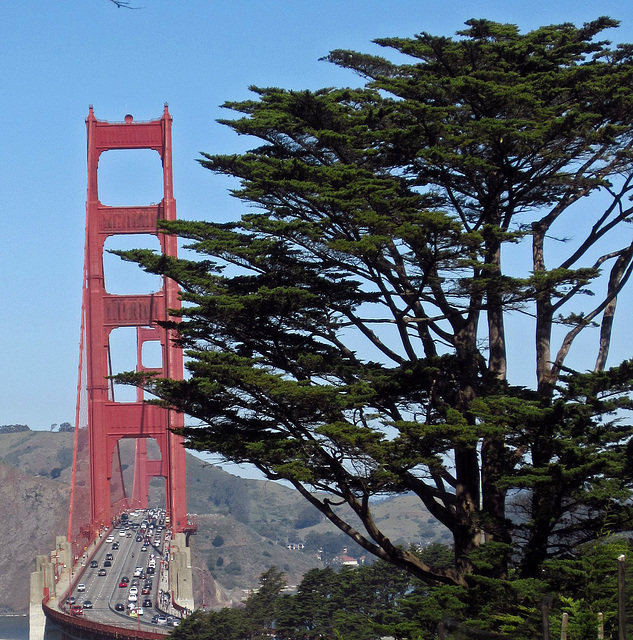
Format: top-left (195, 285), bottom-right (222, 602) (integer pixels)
top-left (2, 0), bottom-right (633, 432)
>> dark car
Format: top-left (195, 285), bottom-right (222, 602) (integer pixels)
top-left (146, 566), bottom-right (155, 575)
top-left (136, 535), bottom-right (143, 542)
top-left (121, 576), bottom-right (129, 583)
top-left (97, 569), bottom-right (106, 576)
top-left (141, 587), bottom-right (150, 595)
top-left (103, 560), bottom-right (112, 567)
top-left (115, 603), bottom-right (125, 612)
top-left (105, 553), bottom-right (113, 560)
top-left (112, 542), bottom-right (120, 550)
top-left (90, 560), bottom-right (98, 568)
top-left (82, 600), bottom-right (93, 609)
top-left (65, 597), bottom-right (76, 605)
top-left (143, 599), bottom-right (152, 608)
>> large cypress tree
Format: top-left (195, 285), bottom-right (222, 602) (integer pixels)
top-left (118, 18), bottom-right (633, 586)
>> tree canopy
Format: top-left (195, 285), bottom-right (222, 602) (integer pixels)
top-left (173, 545), bottom-right (633, 640)
top-left (118, 17), bottom-right (633, 587)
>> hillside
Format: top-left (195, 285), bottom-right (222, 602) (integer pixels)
top-left (0, 430), bottom-right (444, 613)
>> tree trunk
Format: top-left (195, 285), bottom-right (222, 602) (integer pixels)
top-left (481, 228), bottom-right (510, 577)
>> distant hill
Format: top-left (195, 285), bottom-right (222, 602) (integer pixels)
top-left (0, 430), bottom-right (444, 613)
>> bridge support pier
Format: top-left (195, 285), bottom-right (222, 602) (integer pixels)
top-left (30, 556), bottom-right (52, 640)
top-left (169, 532), bottom-right (194, 614)
top-left (30, 537), bottom-right (74, 640)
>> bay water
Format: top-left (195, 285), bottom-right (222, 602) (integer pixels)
top-left (0, 615), bottom-right (28, 640)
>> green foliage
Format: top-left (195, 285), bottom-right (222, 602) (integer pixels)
top-left (303, 531), bottom-right (350, 557)
top-left (0, 424), bottom-right (29, 434)
top-left (179, 545), bottom-right (633, 639)
top-left (293, 504), bottom-right (322, 529)
top-left (56, 446), bottom-right (73, 468)
top-left (118, 17), bottom-right (633, 590)
top-left (224, 562), bottom-right (242, 575)
top-left (172, 607), bottom-right (251, 640)
top-left (174, 568), bottom-right (287, 640)
top-left (244, 567), bottom-right (287, 635)
top-left (417, 543), bottom-right (455, 570)
top-left (212, 534), bottom-right (225, 547)
top-left (558, 596), bottom-right (600, 640)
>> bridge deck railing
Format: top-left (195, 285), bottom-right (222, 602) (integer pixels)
top-left (43, 595), bottom-right (167, 640)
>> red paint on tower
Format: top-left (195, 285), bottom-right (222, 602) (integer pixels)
top-left (76, 105), bottom-right (188, 539)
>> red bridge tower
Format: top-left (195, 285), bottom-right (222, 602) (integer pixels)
top-left (76, 105), bottom-right (188, 539)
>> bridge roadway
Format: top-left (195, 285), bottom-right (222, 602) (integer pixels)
top-left (60, 510), bottom-right (178, 633)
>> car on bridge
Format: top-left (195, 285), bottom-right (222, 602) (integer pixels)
top-left (77, 584), bottom-right (85, 592)
top-left (71, 605), bottom-right (83, 616)
top-left (115, 603), bottom-right (125, 612)
top-left (97, 569), bottom-right (106, 576)
top-left (82, 600), bottom-right (93, 609)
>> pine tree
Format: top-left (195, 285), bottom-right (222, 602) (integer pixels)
top-left (117, 18), bottom-right (633, 586)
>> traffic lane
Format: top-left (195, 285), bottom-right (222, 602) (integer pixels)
top-left (72, 526), bottom-right (136, 618)
top-left (107, 523), bottom-right (163, 628)
top-left (70, 512), bottom-right (169, 628)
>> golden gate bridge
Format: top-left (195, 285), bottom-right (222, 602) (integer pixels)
top-left (30, 106), bottom-right (196, 640)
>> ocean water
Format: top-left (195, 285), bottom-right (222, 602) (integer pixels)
top-left (0, 615), bottom-right (29, 640)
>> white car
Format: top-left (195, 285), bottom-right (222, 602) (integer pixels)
top-left (119, 530), bottom-right (127, 537)
top-left (128, 593), bottom-right (138, 602)
top-left (77, 584), bottom-right (86, 592)
top-left (106, 535), bottom-right (114, 543)
top-left (129, 586), bottom-right (138, 595)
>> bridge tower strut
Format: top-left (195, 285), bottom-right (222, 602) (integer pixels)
top-left (81, 104), bottom-right (188, 539)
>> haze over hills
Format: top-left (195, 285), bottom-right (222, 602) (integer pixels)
top-left (0, 427), bottom-right (444, 613)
